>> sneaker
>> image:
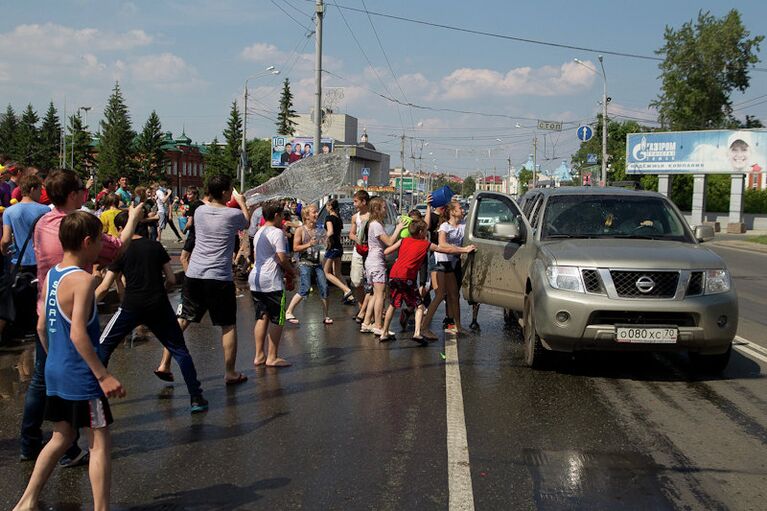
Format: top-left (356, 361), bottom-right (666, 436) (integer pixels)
top-left (59, 449), bottom-right (89, 468)
top-left (190, 394), bottom-right (209, 414)
top-left (442, 317), bottom-right (453, 328)
top-left (444, 324), bottom-right (458, 335)
top-left (20, 451), bottom-right (39, 462)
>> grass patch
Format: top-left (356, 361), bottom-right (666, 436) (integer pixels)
top-left (745, 236), bottom-right (767, 245)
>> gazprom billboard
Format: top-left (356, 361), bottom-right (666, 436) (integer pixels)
top-left (626, 129), bottom-right (767, 175)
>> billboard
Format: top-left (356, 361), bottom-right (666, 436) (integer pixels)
top-left (626, 129), bottom-right (767, 175)
top-left (271, 135), bottom-right (334, 168)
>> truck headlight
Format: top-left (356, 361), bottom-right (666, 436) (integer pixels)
top-left (545, 266), bottom-right (584, 293)
top-left (704, 269), bottom-right (731, 295)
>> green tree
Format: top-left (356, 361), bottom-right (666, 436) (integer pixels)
top-left (246, 138), bottom-right (275, 188)
top-left (222, 100), bottom-right (242, 178)
top-left (518, 168), bottom-right (533, 193)
top-left (67, 113), bottom-right (94, 178)
top-left (203, 137), bottom-right (229, 181)
top-left (651, 10), bottom-right (763, 130)
top-left (39, 102), bottom-right (61, 170)
top-left (462, 175), bottom-right (476, 196)
top-left (276, 78), bottom-right (298, 136)
top-left (743, 115), bottom-right (764, 128)
top-left (0, 104), bottom-right (18, 158)
top-left (98, 82), bottom-right (135, 182)
top-left (135, 111), bottom-right (166, 183)
top-left (15, 104), bottom-right (40, 166)
top-left (571, 116), bottom-right (648, 184)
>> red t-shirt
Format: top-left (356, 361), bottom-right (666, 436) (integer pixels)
top-left (390, 237), bottom-right (431, 280)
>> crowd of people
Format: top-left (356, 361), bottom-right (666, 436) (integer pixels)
top-left (0, 152), bottom-right (479, 510)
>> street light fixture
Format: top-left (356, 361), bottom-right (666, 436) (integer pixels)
top-left (574, 56), bottom-right (608, 186)
top-left (241, 66), bottom-right (280, 190)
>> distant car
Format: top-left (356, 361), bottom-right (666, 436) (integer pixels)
top-left (317, 197), bottom-right (399, 263)
top-left (414, 203), bottom-right (428, 216)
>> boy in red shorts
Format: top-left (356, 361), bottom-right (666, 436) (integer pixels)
top-left (381, 220), bottom-right (475, 344)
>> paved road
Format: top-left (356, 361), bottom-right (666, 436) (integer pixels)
top-left (0, 246), bottom-right (766, 509)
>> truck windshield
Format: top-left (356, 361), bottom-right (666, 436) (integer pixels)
top-left (541, 195), bottom-right (692, 242)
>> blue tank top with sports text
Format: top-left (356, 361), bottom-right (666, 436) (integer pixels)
top-left (44, 265), bottom-right (103, 400)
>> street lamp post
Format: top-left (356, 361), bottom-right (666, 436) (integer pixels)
top-left (241, 67), bottom-right (280, 191)
top-left (574, 56), bottom-right (609, 186)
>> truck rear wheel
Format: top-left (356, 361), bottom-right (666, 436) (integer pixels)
top-left (523, 296), bottom-right (548, 369)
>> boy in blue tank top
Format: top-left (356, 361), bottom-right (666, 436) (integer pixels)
top-left (15, 211), bottom-right (125, 511)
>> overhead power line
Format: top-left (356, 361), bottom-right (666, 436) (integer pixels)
top-left (271, 0), bottom-right (314, 33)
top-left (325, 2), bottom-right (767, 72)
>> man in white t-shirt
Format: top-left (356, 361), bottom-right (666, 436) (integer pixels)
top-left (249, 201), bottom-right (295, 367)
top-left (154, 184), bottom-right (168, 241)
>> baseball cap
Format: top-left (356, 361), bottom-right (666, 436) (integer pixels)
top-left (727, 131), bottom-right (753, 148)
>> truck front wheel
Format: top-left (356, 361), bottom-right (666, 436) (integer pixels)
top-left (523, 296), bottom-right (548, 369)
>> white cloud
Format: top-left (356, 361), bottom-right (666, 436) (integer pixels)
top-left (0, 24), bottom-right (153, 59)
top-left (439, 60), bottom-right (596, 100)
top-left (240, 41), bottom-right (342, 74)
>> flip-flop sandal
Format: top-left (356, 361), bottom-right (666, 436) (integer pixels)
top-left (225, 373), bottom-right (248, 385)
top-left (323, 317), bottom-right (334, 324)
top-left (379, 335), bottom-right (394, 343)
top-left (422, 331), bottom-right (439, 341)
top-left (286, 315), bottom-right (299, 325)
top-left (411, 335), bottom-right (428, 347)
top-left (153, 370), bottom-right (174, 382)
top-left (342, 290), bottom-right (354, 302)
top-left (354, 315), bottom-right (364, 323)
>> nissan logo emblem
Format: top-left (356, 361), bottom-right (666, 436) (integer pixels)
top-left (635, 276), bottom-right (655, 294)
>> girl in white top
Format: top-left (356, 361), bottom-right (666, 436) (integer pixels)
top-left (421, 200), bottom-right (471, 339)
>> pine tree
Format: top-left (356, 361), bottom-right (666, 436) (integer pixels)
top-left (67, 113), bottom-right (94, 178)
top-left (222, 100), bottom-right (242, 177)
top-left (98, 82), bottom-right (135, 182)
top-left (135, 111), bottom-right (166, 183)
top-left (276, 78), bottom-right (298, 136)
top-left (0, 104), bottom-right (19, 159)
top-left (15, 104), bottom-right (40, 166)
top-left (39, 102), bottom-right (62, 170)
top-left (203, 137), bottom-right (229, 180)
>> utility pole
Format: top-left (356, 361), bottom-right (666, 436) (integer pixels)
top-left (399, 133), bottom-right (405, 213)
top-left (62, 98), bottom-right (67, 169)
top-left (507, 156), bottom-right (512, 195)
top-left (532, 135), bottom-right (538, 189)
top-left (240, 84), bottom-right (248, 191)
top-left (598, 55), bottom-right (608, 186)
top-left (313, 0), bottom-right (324, 153)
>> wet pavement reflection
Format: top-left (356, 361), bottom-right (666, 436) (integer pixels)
top-left (1, 288), bottom-right (766, 509)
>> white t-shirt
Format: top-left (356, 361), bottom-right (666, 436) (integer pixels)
top-left (155, 189), bottom-right (167, 214)
top-left (434, 221), bottom-right (465, 265)
top-left (365, 220), bottom-right (386, 271)
top-left (249, 225), bottom-right (287, 292)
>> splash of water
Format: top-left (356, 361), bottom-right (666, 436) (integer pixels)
top-left (244, 151), bottom-right (350, 207)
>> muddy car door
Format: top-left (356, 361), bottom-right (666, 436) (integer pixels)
top-left (462, 191), bottom-right (531, 312)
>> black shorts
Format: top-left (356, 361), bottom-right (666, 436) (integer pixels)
top-left (182, 229), bottom-right (196, 253)
top-left (436, 261), bottom-right (463, 286)
top-left (45, 395), bottom-right (113, 429)
top-left (178, 277), bottom-right (237, 326)
top-left (251, 290), bottom-right (285, 326)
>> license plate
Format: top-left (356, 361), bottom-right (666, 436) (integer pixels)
top-left (615, 326), bottom-right (678, 344)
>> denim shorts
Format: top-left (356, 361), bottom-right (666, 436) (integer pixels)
top-left (298, 263), bottom-right (329, 298)
top-left (325, 247), bottom-right (343, 260)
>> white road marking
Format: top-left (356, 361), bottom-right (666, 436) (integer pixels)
top-left (445, 336), bottom-right (475, 511)
top-left (733, 335), bottom-right (767, 364)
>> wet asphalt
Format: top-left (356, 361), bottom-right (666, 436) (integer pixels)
top-left (0, 245), bottom-right (765, 509)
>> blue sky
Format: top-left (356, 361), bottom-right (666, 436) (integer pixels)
top-left (2, 0), bottom-right (766, 177)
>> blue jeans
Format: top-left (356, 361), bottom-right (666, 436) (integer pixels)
top-left (20, 335), bottom-right (81, 459)
top-left (298, 263), bottom-right (328, 298)
top-left (99, 301), bottom-right (202, 397)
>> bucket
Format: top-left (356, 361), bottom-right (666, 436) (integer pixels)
top-left (178, 217), bottom-right (188, 232)
top-left (430, 185), bottom-right (455, 208)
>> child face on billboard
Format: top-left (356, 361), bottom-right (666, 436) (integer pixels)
top-left (728, 140), bottom-right (750, 171)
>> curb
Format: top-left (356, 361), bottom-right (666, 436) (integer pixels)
top-left (708, 240), bottom-right (767, 255)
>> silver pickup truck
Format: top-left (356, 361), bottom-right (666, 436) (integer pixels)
top-left (462, 187), bottom-right (738, 374)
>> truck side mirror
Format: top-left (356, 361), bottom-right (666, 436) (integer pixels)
top-left (694, 224), bottom-right (715, 242)
top-left (494, 222), bottom-right (521, 241)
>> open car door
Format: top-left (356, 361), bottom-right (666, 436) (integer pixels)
top-left (462, 192), bottom-right (531, 312)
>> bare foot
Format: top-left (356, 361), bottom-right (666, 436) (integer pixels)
top-left (265, 358), bottom-right (291, 367)
top-left (225, 373), bottom-right (248, 385)
top-left (254, 356), bottom-right (266, 366)
top-left (13, 497), bottom-right (37, 511)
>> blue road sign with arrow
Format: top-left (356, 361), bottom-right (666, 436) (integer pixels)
top-left (361, 167), bottom-right (370, 176)
top-left (577, 125), bottom-right (594, 142)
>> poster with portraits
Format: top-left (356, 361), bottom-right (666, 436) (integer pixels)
top-left (271, 135), bottom-right (335, 169)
